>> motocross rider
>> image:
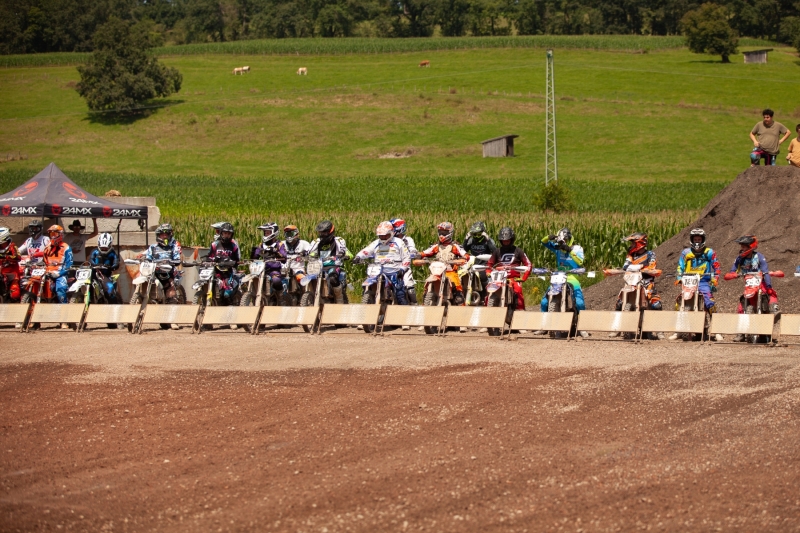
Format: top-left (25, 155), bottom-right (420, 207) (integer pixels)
top-left (462, 221), bottom-right (497, 304)
top-left (88, 232), bottom-right (120, 303)
top-left (354, 221), bottom-right (411, 305)
top-left (0, 227), bottom-right (22, 302)
top-left (418, 222), bottom-right (471, 305)
top-left (729, 235), bottom-right (778, 339)
top-left (671, 229), bottom-right (722, 341)
top-left (391, 218), bottom-right (417, 305)
top-left (282, 224), bottom-right (312, 285)
top-left (252, 222), bottom-right (288, 296)
top-left (307, 220), bottom-right (352, 304)
top-left (612, 232), bottom-right (663, 340)
top-left (42, 225), bottom-right (73, 305)
top-left (486, 227), bottom-right (531, 310)
top-left (18, 220), bottom-right (50, 260)
top-left (145, 223), bottom-right (183, 305)
top-left (540, 228), bottom-right (585, 312)
top-left (211, 221), bottom-right (238, 245)
top-left (206, 222), bottom-right (241, 301)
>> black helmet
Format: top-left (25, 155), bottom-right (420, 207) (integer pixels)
top-left (498, 227), bottom-right (515, 245)
top-left (557, 227), bottom-right (573, 246)
top-left (156, 223), bottom-right (174, 247)
top-left (316, 220), bottom-right (335, 244)
top-left (735, 235), bottom-right (758, 259)
top-left (218, 222), bottom-right (234, 243)
top-left (28, 220), bottom-right (43, 238)
top-left (689, 228), bottom-right (706, 253)
top-left (469, 221), bottom-right (486, 240)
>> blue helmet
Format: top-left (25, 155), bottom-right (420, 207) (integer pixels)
top-left (390, 218), bottom-right (406, 238)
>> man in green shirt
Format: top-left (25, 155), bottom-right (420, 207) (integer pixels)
top-left (750, 108), bottom-right (790, 166)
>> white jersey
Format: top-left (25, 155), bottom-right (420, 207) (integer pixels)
top-left (401, 236), bottom-right (417, 258)
top-left (19, 235), bottom-right (51, 258)
top-left (281, 239), bottom-right (311, 275)
top-left (356, 237), bottom-right (410, 274)
top-left (65, 233), bottom-right (90, 263)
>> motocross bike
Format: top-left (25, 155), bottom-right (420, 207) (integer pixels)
top-left (670, 272), bottom-right (714, 341)
top-left (298, 257), bottom-right (349, 333)
top-left (603, 264), bottom-right (662, 339)
top-left (239, 260), bottom-right (291, 308)
top-left (0, 264), bottom-right (21, 303)
top-left (20, 260), bottom-right (63, 330)
top-left (67, 262), bottom-right (121, 329)
top-left (723, 269), bottom-right (784, 343)
top-left (188, 259), bottom-right (242, 330)
top-left (357, 258), bottom-right (400, 334)
top-left (482, 263), bottom-right (531, 337)
top-left (462, 254), bottom-right (492, 306)
top-left (533, 267), bottom-right (586, 338)
top-left (124, 258), bottom-right (187, 332)
top-left (413, 257), bottom-right (466, 335)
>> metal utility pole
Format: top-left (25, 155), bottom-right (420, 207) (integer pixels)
top-left (545, 49), bottom-right (558, 185)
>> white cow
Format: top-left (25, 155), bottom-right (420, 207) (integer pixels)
top-left (242, 66), bottom-right (250, 73)
top-left (233, 67), bottom-right (244, 75)
top-left (297, 67), bottom-right (308, 75)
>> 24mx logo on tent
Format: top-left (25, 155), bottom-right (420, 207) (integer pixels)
top-left (2, 205), bottom-right (37, 216)
top-left (62, 206), bottom-right (93, 215)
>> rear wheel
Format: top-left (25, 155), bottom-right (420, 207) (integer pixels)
top-left (423, 291), bottom-right (438, 335)
top-left (240, 284), bottom-right (256, 307)
top-left (300, 291), bottom-right (316, 333)
top-left (176, 285), bottom-right (187, 305)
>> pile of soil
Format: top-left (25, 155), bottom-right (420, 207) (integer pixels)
top-left (584, 166), bottom-right (800, 313)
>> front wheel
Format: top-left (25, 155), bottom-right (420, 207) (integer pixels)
top-left (361, 290), bottom-right (377, 333)
top-left (192, 290), bottom-right (206, 306)
top-left (129, 290), bottom-right (144, 306)
top-left (486, 292), bottom-right (502, 336)
top-left (300, 291), bottom-right (316, 333)
top-left (422, 291), bottom-right (438, 335)
top-left (745, 304), bottom-right (760, 343)
top-left (240, 284), bottom-right (256, 307)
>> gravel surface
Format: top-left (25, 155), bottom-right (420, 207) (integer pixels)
top-left (2, 331), bottom-right (800, 532)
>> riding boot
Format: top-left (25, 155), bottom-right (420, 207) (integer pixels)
top-left (333, 285), bottom-right (344, 304)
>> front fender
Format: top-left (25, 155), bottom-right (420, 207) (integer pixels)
top-left (424, 274), bottom-right (441, 283)
top-left (362, 276), bottom-right (378, 287)
top-left (132, 276), bottom-right (148, 285)
top-left (68, 280), bottom-right (87, 293)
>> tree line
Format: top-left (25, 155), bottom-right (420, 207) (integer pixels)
top-left (3, 0), bottom-right (800, 55)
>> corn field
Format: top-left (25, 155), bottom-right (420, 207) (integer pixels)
top-left (0, 37), bottom-right (775, 68)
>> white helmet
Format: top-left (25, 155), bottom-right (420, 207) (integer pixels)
top-left (0, 227), bottom-right (10, 249)
top-left (97, 232), bottom-right (113, 254)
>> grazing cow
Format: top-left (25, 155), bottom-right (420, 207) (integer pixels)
top-left (419, 60), bottom-right (430, 68)
top-left (233, 67), bottom-right (244, 75)
top-left (297, 67), bottom-right (308, 75)
top-left (242, 66), bottom-right (250, 73)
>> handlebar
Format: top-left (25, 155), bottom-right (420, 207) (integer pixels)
top-left (603, 268), bottom-right (662, 277)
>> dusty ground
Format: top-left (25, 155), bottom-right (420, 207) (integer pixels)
top-left (2, 330), bottom-right (800, 532)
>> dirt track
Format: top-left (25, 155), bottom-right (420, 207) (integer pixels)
top-left (2, 331), bottom-right (800, 532)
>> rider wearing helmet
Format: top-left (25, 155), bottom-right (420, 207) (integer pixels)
top-left (281, 224), bottom-right (312, 283)
top-left (418, 222), bottom-right (471, 305)
top-left (618, 232), bottom-right (662, 310)
top-left (145, 223), bottom-right (182, 304)
top-left (253, 222), bottom-right (288, 294)
top-left (0, 227), bottom-right (22, 301)
top-left (730, 235), bottom-right (778, 316)
top-left (18, 220), bottom-right (50, 259)
top-left (307, 220), bottom-right (353, 304)
top-left (541, 227), bottom-right (586, 312)
top-left (206, 222), bottom-right (241, 300)
top-left (486, 227), bottom-right (531, 310)
top-left (89, 232), bottom-right (120, 303)
top-left (42, 225), bottom-right (73, 304)
top-left (391, 218), bottom-right (418, 305)
top-left (462, 221), bottom-right (498, 304)
top-left (354, 221), bottom-right (411, 305)
top-left (676, 229), bottom-right (721, 310)
top-left (211, 221), bottom-right (238, 246)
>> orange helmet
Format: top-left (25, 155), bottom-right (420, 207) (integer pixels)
top-left (623, 232), bottom-right (647, 256)
top-left (47, 224), bottom-right (64, 246)
top-left (437, 222), bottom-right (454, 245)
top-left (735, 235), bottom-right (758, 259)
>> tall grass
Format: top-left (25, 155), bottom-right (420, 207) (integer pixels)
top-left (0, 36), bottom-right (777, 67)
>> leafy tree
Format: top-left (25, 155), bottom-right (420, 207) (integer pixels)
top-left (76, 17), bottom-right (182, 114)
top-left (681, 3), bottom-right (738, 62)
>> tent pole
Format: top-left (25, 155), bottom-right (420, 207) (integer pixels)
top-left (116, 219), bottom-right (122, 258)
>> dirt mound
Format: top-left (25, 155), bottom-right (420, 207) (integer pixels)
top-left (585, 166), bottom-right (800, 312)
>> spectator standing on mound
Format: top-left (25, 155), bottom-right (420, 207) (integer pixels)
top-left (786, 124), bottom-right (800, 168)
top-left (750, 109), bottom-right (790, 166)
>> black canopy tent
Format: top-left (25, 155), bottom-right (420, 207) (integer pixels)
top-left (0, 162), bottom-right (149, 245)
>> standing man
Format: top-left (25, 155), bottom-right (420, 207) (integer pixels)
top-left (750, 109), bottom-right (790, 166)
top-left (65, 219), bottom-right (98, 264)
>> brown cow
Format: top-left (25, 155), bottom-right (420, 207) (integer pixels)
top-left (419, 60), bottom-right (430, 68)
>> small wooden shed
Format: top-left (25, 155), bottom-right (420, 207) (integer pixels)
top-left (743, 49), bottom-right (773, 64)
top-left (481, 134), bottom-right (518, 157)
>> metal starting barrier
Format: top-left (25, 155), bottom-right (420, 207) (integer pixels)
top-left (0, 301), bottom-right (793, 345)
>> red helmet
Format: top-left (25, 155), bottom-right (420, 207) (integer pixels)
top-left (437, 222), bottom-right (454, 245)
top-left (735, 235), bottom-right (758, 259)
top-left (623, 232), bottom-right (647, 256)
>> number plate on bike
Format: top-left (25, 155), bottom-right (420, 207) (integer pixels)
top-left (76, 269), bottom-right (91, 280)
top-left (306, 260), bottom-right (322, 275)
top-left (31, 268), bottom-right (45, 277)
top-left (551, 272), bottom-right (567, 284)
top-left (367, 264), bottom-right (382, 276)
top-left (139, 262), bottom-right (155, 276)
top-left (682, 276), bottom-right (699, 287)
top-left (249, 261), bottom-right (264, 275)
top-left (745, 276), bottom-right (760, 288)
top-left (199, 268), bottom-right (214, 281)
